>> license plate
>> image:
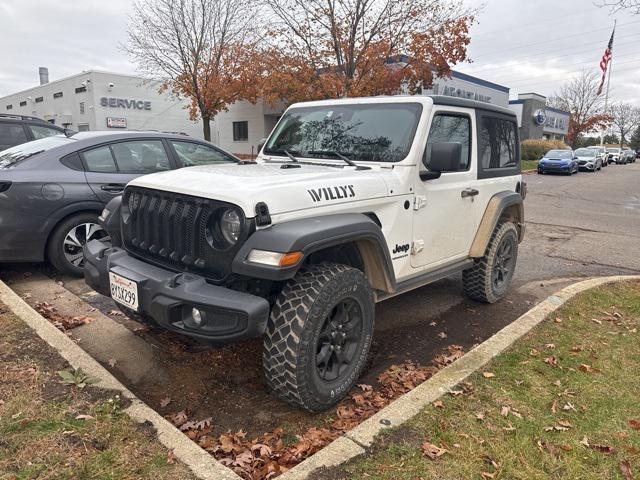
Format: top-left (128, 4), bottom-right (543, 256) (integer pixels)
top-left (109, 272), bottom-right (139, 311)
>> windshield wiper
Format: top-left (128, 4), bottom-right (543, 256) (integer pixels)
top-left (307, 150), bottom-right (370, 170)
top-left (283, 150), bottom-right (299, 162)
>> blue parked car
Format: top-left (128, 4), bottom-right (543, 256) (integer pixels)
top-left (537, 149), bottom-right (578, 175)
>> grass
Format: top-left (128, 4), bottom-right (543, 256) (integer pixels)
top-left (522, 159), bottom-right (539, 171)
top-left (339, 281), bottom-right (640, 480)
top-left (0, 303), bottom-right (195, 480)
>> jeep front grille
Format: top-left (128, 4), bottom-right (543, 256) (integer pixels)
top-left (121, 186), bottom-right (252, 282)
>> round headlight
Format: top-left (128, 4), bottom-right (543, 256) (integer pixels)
top-left (220, 208), bottom-right (241, 245)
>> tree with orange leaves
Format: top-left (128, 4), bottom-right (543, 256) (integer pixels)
top-left (258, 0), bottom-right (476, 105)
top-left (124, 0), bottom-right (260, 141)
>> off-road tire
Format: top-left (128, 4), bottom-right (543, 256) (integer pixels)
top-left (463, 222), bottom-right (519, 304)
top-left (263, 262), bottom-right (375, 412)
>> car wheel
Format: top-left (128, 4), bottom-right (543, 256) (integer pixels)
top-left (263, 262), bottom-right (375, 411)
top-left (463, 222), bottom-right (519, 304)
top-left (47, 212), bottom-right (110, 276)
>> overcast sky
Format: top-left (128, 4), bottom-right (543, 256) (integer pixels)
top-left (1, 0), bottom-right (638, 103)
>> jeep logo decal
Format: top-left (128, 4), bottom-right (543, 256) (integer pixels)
top-left (392, 243), bottom-right (410, 255)
top-left (307, 185), bottom-right (355, 202)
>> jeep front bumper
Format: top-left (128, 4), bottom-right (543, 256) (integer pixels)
top-left (83, 240), bottom-right (270, 344)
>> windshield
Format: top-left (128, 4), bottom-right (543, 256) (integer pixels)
top-left (0, 135), bottom-right (74, 168)
top-left (545, 150), bottom-right (572, 159)
top-left (609, 148), bottom-right (620, 153)
top-left (574, 148), bottom-right (595, 157)
top-left (264, 103), bottom-right (423, 163)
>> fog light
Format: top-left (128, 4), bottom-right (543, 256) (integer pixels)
top-left (191, 307), bottom-right (203, 326)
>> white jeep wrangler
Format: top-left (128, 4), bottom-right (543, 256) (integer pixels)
top-left (85, 95), bottom-right (526, 412)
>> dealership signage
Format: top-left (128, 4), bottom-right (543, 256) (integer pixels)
top-left (100, 97), bottom-right (151, 110)
top-left (431, 83), bottom-right (492, 104)
top-left (106, 117), bottom-right (127, 128)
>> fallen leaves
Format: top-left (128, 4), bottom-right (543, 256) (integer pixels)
top-left (590, 444), bottom-right (615, 455)
top-left (482, 372), bottom-right (495, 379)
top-left (620, 460), bottom-right (633, 480)
top-left (162, 351), bottom-right (461, 480)
top-left (35, 302), bottom-right (93, 331)
top-left (578, 364), bottom-right (599, 373)
top-left (544, 356), bottom-right (559, 367)
top-left (421, 441), bottom-right (447, 459)
top-left (629, 419), bottom-right (640, 430)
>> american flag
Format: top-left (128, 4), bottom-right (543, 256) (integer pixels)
top-left (597, 28), bottom-right (615, 95)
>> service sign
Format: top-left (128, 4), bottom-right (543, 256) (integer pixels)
top-left (106, 117), bottom-right (127, 128)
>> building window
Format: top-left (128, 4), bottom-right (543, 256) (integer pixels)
top-left (75, 86), bottom-right (87, 94)
top-left (35, 97), bottom-right (43, 103)
top-left (6, 105), bottom-right (12, 110)
top-left (79, 102), bottom-right (85, 114)
top-left (233, 121), bottom-right (248, 142)
top-left (53, 92), bottom-right (63, 99)
top-left (19, 101), bottom-right (27, 107)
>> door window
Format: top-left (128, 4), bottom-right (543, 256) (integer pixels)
top-left (424, 114), bottom-right (471, 171)
top-left (29, 124), bottom-right (63, 139)
top-left (111, 140), bottom-right (171, 173)
top-left (171, 140), bottom-right (236, 166)
top-left (83, 145), bottom-right (117, 173)
top-left (0, 123), bottom-right (28, 149)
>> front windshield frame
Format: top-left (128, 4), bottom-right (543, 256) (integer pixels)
top-left (545, 150), bottom-right (573, 159)
top-left (0, 135), bottom-right (74, 168)
top-left (263, 102), bottom-right (424, 164)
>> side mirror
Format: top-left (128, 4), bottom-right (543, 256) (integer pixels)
top-left (257, 138), bottom-right (266, 154)
top-left (63, 128), bottom-right (76, 137)
top-left (420, 142), bottom-right (462, 181)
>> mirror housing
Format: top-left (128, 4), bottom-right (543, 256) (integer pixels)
top-left (257, 138), bottom-right (266, 155)
top-left (423, 142), bottom-right (462, 175)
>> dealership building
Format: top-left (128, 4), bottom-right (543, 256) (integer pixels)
top-left (508, 93), bottom-right (570, 142)
top-left (1, 68), bottom-right (569, 155)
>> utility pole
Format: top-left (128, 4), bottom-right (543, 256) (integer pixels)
top-left (600, 19), bottom-right (616, 147)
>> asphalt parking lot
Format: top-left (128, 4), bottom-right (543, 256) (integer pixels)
top-left (2, 162), bottom-right (639, 440)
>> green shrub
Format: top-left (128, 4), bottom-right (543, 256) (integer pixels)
top-left (520, 139), bottom-right (568, 161)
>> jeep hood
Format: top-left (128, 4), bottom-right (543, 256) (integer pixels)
top-left (128, 162), bottom-right (391, 216)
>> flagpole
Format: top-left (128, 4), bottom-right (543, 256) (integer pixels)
top-left (600, 19), bottom-right (616, 147)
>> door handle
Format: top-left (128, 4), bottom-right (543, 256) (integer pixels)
top-left (461, 188), bottom-right (479, 198)
top-left (101, 183), bottom-right (125, 193)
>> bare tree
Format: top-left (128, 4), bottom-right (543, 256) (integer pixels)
top-left (124, 0), bottom-right (260, 140)
top-left (547, 70), bottom-right (609, 147)
top-left (259, 0), bottom-right (477, 102)
top-left (597, 0), bottom-right (640, 14)
top-left (609, 102), bottom-right (640, 148)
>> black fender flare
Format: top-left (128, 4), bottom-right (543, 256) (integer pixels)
top-left (232, 213), bottom-right (396, 292)
top-left (469, 191), bottom-right (524, 257)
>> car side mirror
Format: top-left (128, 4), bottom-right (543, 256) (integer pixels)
top-left (63, 128), bottom-right (76, 137)
top-left (257, 138), bottom-right (266, 154)
top-left (420, 142), bottom-right (462, 181)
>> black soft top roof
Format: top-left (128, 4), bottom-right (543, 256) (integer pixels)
top-left (429, 95), bottom-right (516, 117)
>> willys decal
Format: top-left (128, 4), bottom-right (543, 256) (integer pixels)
top-left (307, 185), bottom-right (355, 202)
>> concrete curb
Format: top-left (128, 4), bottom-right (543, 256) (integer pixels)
top-left (0, 280), bottom-right (242, 480)
top-left (278, 274), bottom-right (640, 479)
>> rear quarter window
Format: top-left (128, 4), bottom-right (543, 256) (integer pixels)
top-left (476, 112), bottom-right (520, 179)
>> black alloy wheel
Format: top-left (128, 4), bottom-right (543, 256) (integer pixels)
top-left (315, 299), bottom-right (364, 382)
top-left (492, 236), bottom-right (515, 291)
